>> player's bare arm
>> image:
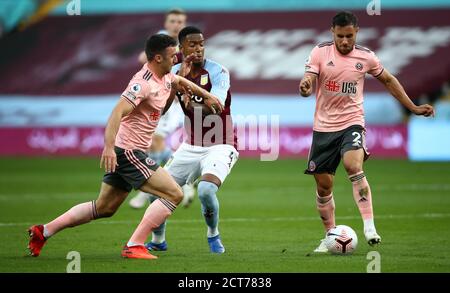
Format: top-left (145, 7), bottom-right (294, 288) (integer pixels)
top-left (376, 69), bottom-right (435, 117)
top-left (100, 99), bottom-right (134, 173)
top-left (299, 73), bottom-right (317, 97)
top-left (173, 75), bottom-right (224, 114)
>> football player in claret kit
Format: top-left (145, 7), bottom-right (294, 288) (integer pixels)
top-left (299, 11), bottom-right (434, 253)
top-left (142, 26), bottom-right (239, 254)
top-left (27, 34), bottom-right (224, 260)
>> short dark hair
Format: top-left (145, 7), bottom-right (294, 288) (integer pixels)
top-left (332, 11), bottom-right (358, 27)
top-left (145, 34), bottom-right (177, 61)
top-left (165, 8), bottom-right (186, 19)
top-left (178, 26), bottom-right (203, 44)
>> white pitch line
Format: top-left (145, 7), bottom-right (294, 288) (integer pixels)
top-left (1, 183), bottom-right (449, 201)
top-left (1, 213), bottom-right (449, 227)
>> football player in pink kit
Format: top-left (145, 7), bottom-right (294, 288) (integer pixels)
top-left (299, 11), bottom-right (435, 252)
top-left (27, 34), bottom-right (224, 260)
top-left (130, 8), bottom-right (196, 209)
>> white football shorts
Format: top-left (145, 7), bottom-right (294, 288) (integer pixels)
top-left (164, 142), bottom-right (239, 185)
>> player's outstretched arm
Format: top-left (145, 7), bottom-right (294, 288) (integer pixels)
top-left (299, 73), bottom-right (317, 97)
top-left (100, 99), bottom-right (134, 173)
top-left (376, 69), bottom-right (435, 117)
top-left (173, 75), bottom-right (224, 114)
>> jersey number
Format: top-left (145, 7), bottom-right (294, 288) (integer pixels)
top-left (352, 132), bottom-right (362, 147)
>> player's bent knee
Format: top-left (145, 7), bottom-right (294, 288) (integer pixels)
top-left (95, 201), bottom-right (118, 218)
top-left (317, 186), bottom-right (333, 197)
top-left (344, 164), bottom-right (363, 176)
top-left (97, 207), bottom-right (116, 218)
top-left (166, 185), bottom-right (183, 205)
top-left (148, 194), bottom-right (159, 203)
top-left (174, 186), bottom-right (184, 205)
top-left (197, 181), bottom-right (219, 200)
top-left (316, 178), bottom-right (333, 196)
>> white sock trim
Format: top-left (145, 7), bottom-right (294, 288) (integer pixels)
top-left (127, 241), bottom-right (140, 247)
top-left (151, 232), bottom-right (166, 244)
top-left (364, 218), bottom-right (376, 232)
top-left (43, 225), bottom-right (51, 239)
top-left (207, 227), bottom-right (219, 238)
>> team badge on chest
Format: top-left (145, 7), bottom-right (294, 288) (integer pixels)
top-left (200, 74), bottom-right (209, 86)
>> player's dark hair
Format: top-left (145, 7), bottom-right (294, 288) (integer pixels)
top-left (332, 11), bottom-right (358, 27)
top-left (178, 26), bottom-right (203, 44)
top-left (165, 8), bottom-right (187, 19)
top-left (145, 34), bottom-right (177, 61)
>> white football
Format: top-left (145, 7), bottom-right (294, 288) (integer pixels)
top-left (324, 225), bottom-right (358, 254)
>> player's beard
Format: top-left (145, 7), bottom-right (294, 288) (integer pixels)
top-left (337, 43), bottom-right (353, 55)
top-left (193, 60), bottom-right (204, 68)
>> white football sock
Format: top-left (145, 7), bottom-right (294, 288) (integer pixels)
top-left (151, 232), bottom-right (166, 244)
top-left (364, 218), bottom-right (376, 232)
top-left (207, 227), bottom-right (219, 238)
top-left (43, 225), bottom-right (51, 239)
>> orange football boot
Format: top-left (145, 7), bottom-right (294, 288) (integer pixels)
top-left (121, 245), bottom-right (158, 259)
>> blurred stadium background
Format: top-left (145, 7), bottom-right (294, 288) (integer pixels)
top-left (1, 0), bottom-right (450, 159)
top-left (0, 0), bottom-right (450, 272)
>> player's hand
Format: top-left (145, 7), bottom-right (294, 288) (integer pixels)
top-left (299, 76), bottom-right (313, 96)
top-left (204, 94), bottom-right (224, 114)
top-left (100, 146), bottom-right (117, 173)
top-left (412, 104), bottom-right (435, 117)
top-left (179, 84), bottom-right (193, 109)
top-left (179, 53), bottom-right (195, 77)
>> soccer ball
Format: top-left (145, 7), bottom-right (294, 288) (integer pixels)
top-left (180, 183), bottom-right (196, 208)
top-left (324, 225), bottom-right (358, 254)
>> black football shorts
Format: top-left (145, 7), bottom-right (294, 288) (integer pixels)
top-left (304, 125), bottom-right (370, 175)
top-left (103, 146), bottom-right (160, 192)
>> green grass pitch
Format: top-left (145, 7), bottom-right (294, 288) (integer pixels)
top-left (1, 157), bottom-right (449, 272)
